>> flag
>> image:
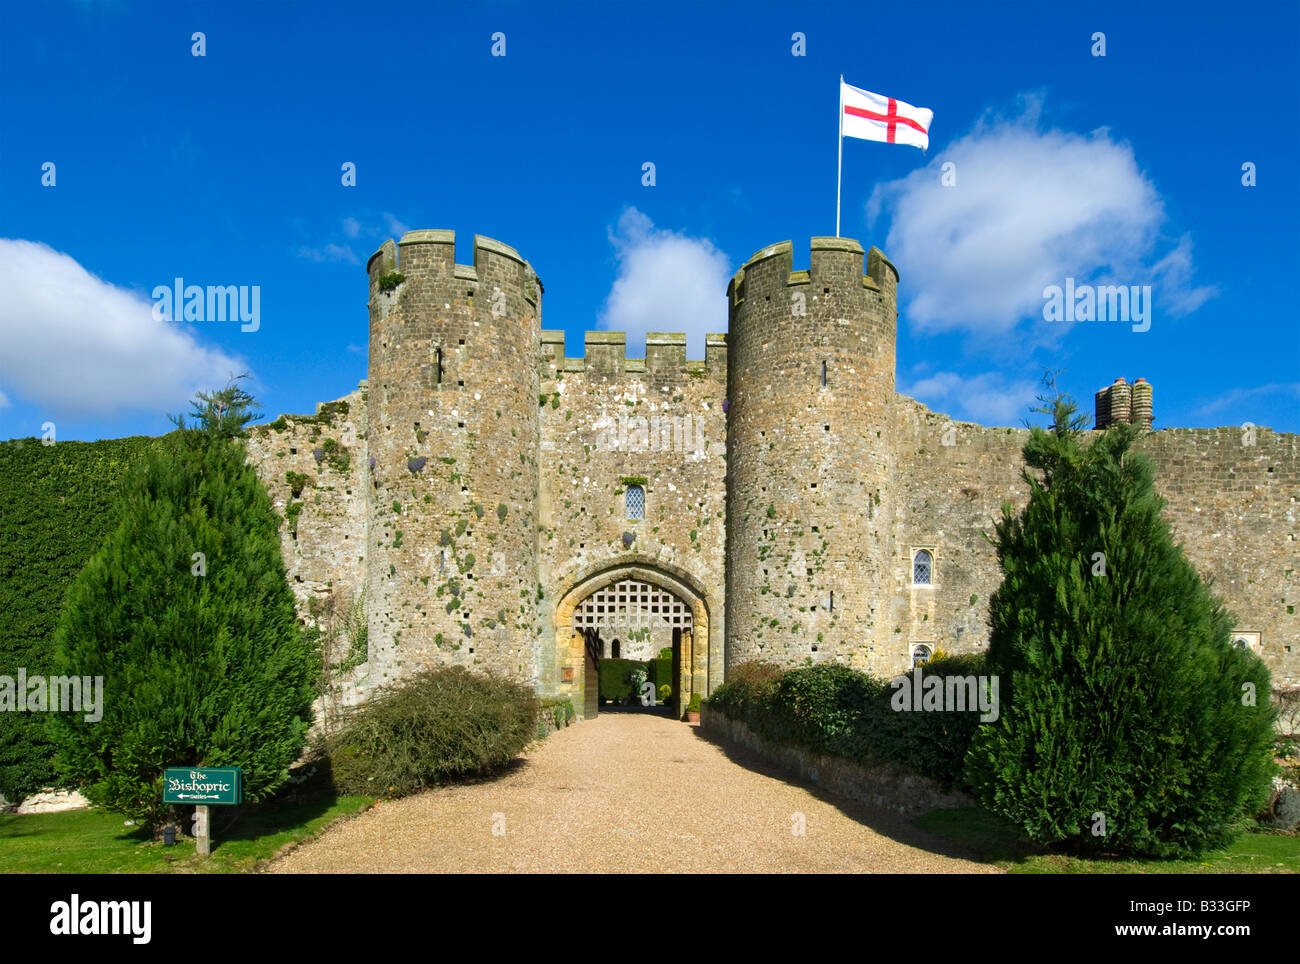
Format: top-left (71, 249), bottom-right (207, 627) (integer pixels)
top-left (840, 81), bottom-right (932, 151)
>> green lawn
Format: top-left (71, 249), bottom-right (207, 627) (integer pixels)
top-left (915, 807), bottom-right (1299, 874)
top-left (0, 794), bottom-right (373, 874)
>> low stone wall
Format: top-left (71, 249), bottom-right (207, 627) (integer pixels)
top-left (700, 705), bottom-right (973, 816)
top-left (537, 700), bottom-right (578, 739)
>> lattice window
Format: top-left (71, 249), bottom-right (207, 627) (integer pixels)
top-left (913, 550), bottom-right (933, 586)
top-left (625, 484), bottom-right (645, 520)
top-left (573, 579), bottom-right (692, 634)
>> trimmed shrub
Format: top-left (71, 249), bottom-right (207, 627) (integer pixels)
top-left (705, 661), bottom-right (785, 731)
top-left (324, 666), bottom-right (539, 797)
top-left (647, 657), bottom-right (673, 696)
top-left (598, 658), bottom-right (646, 703)
top-left (707, 658), bottom-right (987, 790)
top-left (50, 385), bottom-right (317, 830)
top-left (0, 435), bottom-right (158, 801)
top-left (965, 396), bottom-right (1278, 858)
top-left (873, 652), bottom-right (988, 787)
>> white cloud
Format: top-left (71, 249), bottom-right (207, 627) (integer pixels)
top-left (383, 213), bottom-right (411, 238)
top-left (341, 217), bottom-right (362, 239)
top-left (866, 96), bottom-right (1216, 334)
top-left (296, 243), bottom-right (359, 265)
top-left (0, 388), bottom-right (8, 408)
top-left (1194, 382), bottom-right (1300, 418)
top-left (1151, 234), bottom-right (1218, 315)
top-left (0, 239), bottom-right (247, 418)
top-left (900, 370), bottom-right (1042, 426)
top-left (598, 208), bottom-right (731, 359)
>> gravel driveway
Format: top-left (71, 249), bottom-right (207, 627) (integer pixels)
top-left (270, 713), bottom-right (998, 874)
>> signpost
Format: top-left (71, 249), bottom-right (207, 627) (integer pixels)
top-left (163, 767), bottom-right (242, 856)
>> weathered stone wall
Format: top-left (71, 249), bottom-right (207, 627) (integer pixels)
top-left (244, 391), bottom-right (369, 621)
top-left (888, 399), bottom-right (1030, 674)
top-left (241, 227), bottom-right (1298, 716)
top-left (725, 238), bottom-right (900, 671)
top-left (363, 231), bottom-right (544, 688)
top-left (1138, 427), bottom-right (1298, 683)
top-left (537, 330), bottom-right (728, 712)
top-left (888, 399), bottom-right (1299, 684)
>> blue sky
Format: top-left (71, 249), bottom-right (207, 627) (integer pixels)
top-left (1, 0), bottom-right (1296, 441)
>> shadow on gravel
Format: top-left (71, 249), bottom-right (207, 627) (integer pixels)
top-left (690, 725), bottom-right (999, 870)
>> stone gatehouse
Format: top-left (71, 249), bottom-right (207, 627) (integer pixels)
top-left (244, 229), bottom-right (1299, 719)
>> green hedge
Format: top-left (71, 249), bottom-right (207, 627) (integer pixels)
top-left (0, 435), bottom-right (160, 801)
top-left (598, 658), bottom-right (647, 703)
top-left (707, 656), bottom-right (987, 790)
top-left (647, 657), bottom-right (673, 698)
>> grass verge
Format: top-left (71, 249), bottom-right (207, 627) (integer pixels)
top-left (914, 807), bottom-right (1299, 874)
top-left (0, 794), bottom-right (373, 874)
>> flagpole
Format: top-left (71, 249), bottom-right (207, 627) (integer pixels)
top-left (836, 73), bottom-right (844, 237)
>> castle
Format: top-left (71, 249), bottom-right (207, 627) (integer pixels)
top-left (244, 230), bottom-right (1299, 719)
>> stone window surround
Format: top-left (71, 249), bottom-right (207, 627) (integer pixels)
top-left (1232, 630), bottom-right (1262, 654)
top-left (910, 547), bottom-right (937, 588)
top-left (625, 483), bottom-right (645, 521)
top-left (912, 642), bottom-right (934, 666)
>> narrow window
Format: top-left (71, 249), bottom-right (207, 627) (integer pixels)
top-left (912, 644), bottom-right (933, 667)
top-left (434, 347), bottom-right (442, 384)
top-left (913, 550), bottom-right (933, 585)
top-left (821, 360), bottom-right (827, 387)
top-left (625, 484), bottom-right (645, 520)
top-left (612, 639), bottom-right (621, 659)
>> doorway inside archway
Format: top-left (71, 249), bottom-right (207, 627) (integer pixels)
top-left (572, 578), bottom-right (695, 718)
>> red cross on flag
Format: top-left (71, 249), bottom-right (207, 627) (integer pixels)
top-left (840, 80), bottom-right (932, 151)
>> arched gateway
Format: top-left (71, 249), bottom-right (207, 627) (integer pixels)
top-left (552, 565), bottom-right (714, 720)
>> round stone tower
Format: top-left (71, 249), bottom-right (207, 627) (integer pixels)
top-left (365, 230), bottom-right (543, 686)
top-left (724, 237), bottom-right (900, 670)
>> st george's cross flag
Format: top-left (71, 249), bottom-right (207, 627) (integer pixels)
top-left (840, 80), bottom-right (932, 151)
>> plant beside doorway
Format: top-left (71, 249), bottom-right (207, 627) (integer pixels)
top-left (685, 692), bottom-right (702, 723)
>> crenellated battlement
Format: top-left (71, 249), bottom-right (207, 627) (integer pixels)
top-left (244, 221), bottom-right (1299, 714)
top-left (366, 229), bottom-right (542, 309)
top-left (727, 237), bottom-right (898, 307)
top-left (539, 330), bottom-right (727, 378)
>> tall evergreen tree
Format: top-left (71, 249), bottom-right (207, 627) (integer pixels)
top-left (49, 381), bottom-right (317, 829)
top-left (964, 390), bottom-right (1276, 857)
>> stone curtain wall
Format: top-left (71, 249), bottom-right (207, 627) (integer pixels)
top-left (888, 400), bottom-right (1299, 684)
top-left (244, 391), bottom-right (369, 623)
top-left (887, 398), bottom-right (1030, 674)
top-left (1138, 427), bottom-right (1298, 684)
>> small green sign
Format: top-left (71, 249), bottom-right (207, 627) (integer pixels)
top-left (163, 767), bottom-right (242, 805)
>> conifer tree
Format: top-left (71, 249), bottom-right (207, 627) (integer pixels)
top-left (964, 389), bottom-right (1276, 857)
top-left (49, 380), bottom-right (317, 829)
